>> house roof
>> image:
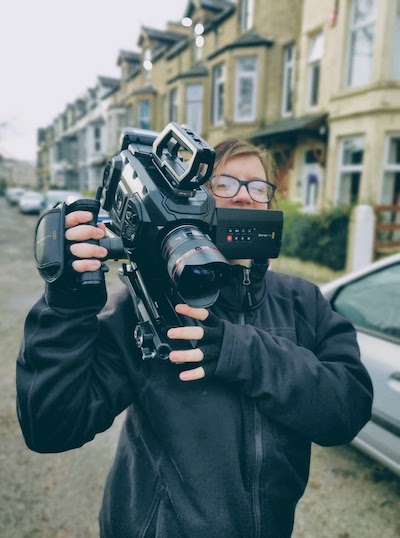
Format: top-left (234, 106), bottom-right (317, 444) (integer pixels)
top-left (117, 50), bottom-right (141, 66)
top-left (138, 26), bottom-right (185, 47)
top-left (184, 0), bottom-right (234, 18)
top-left (250, 113), bottom-right (328, 143)
top-left (167, 63), bottom-right (209, 84)
top-left (208, 32), bottom-right (274, 60)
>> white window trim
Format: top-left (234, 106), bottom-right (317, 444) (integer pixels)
top-left (240, 0), bottom-right (254, 32)
top-left (281, 44), bottom-right (295, 117)
top-left (306, 33), bottom-right (324, 110)
top-left (345, 0), bottom-right (377, 88)
top-left (185, 83), bottom-right (203, 134)
top-left (234, 56), bottom-right (258, 122)
top-left (138, 100), bottom-right (151, 129)
top-left (212, 63), bottom-right (225, 126)
top-left (379, 132), bottom-right (400, 203)
top-left (169, 88), bottom-right (179, 123)
top-left (335, 135), bottom-right (365, 204)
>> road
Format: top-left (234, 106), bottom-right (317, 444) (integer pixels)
top-left (0, 197), bottom-right (399, 537)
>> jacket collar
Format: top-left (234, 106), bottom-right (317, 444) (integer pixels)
top-left (217, 262), bottom-right (268, 312)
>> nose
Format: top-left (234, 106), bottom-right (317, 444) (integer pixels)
top-left (233, 183), bottom-right (252, 204)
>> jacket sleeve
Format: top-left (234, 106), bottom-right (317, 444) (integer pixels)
top-left (16, 281), bottom-right (139, 453)
top-left (213, 285), bottom-right (373, 447)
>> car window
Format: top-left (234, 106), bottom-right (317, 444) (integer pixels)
top-left (332, 263), bottom-right (400, 340)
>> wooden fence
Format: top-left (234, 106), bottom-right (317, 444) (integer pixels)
top-left (373, 205), bottom-right (400, 259)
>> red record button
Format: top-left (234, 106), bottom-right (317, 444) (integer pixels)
top-left (226, 235), bottom-right (233, 242)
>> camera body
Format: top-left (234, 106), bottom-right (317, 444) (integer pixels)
top-left (96, 122), bottom-right (283, 359)
top-left (101, 122), bottom-right (283, 307)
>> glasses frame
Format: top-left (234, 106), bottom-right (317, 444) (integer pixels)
top-left (210, 174), bottom-right (276, 203)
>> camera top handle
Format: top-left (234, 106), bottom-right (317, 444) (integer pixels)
top-left (152, 122), bottom-right (215, 195)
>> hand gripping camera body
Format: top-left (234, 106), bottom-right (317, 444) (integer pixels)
top-left (35, 123), bottom-right (283, 361)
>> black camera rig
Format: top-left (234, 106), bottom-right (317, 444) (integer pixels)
top-left (35, 123), bottom-right (283, 361)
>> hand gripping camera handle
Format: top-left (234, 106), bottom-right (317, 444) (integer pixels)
top-left (67, 198), bottom-right (105, 286)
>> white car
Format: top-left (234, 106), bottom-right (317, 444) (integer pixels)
top-left (6, 187), bottom-right (26, 205)
top-left (18, 191), bottom-right (45, 214)
top-left (321, 253), bottom-right (400, 477)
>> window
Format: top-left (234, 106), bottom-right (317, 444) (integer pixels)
top-left (240, 0), bottom-right (254, 32)
top-left (169, 88), bottom-right (179, 122)
top-left (185, 84), bottom-right (203, 134)
top-left (234, 56), bottom-right (258, 122)
top-left (336, 136), bottom-right (364, 205)
top-left (162, 95), bottom-right (168, 127)
top-left (333, 263), bottom-right (400, 340)
top-left (138, 100), bottom-right (151, 130)
top-left (212, 63), bottom-right (225, 126)
top-left (307, 33), bottom-right (324, 108)
top-left (301, 149), bottom-right (322, 211)
top-left (382, 135), bottom-right (400, 205)
top-left (94, 125), bottom-right (101, 152)
top-left (393, 0), bottom-right (400, 79)
top-left (346, 0), bottom-right (377, 87)
top-left (282, 43), bottom-right (295, 116)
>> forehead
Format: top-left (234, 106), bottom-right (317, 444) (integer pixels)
top-left (220, 154), bottom-right (266, 180)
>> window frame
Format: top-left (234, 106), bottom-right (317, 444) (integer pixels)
top-left (281, 43), bottom-right (296, 117)
top-left (240, 0), bottom-right (254, 33)
top-left (185, 83), bottom-right (203, 134)
top-left (212, 63), bottom-right (225, 126)
top-left (169, 88), bottom-right (179, 123)
top-left (138, 100), bottom-right (151, 130)
top-left (335, 135), bottom-right (365, 205)
top-left (345, 0), bottom-right (377, 88)
top-left (234, 55), bottom-right (258, 122)
top-left (380, 133), bottom-right (400, 205)
top-left (306, 33), bottom-right (324, 110)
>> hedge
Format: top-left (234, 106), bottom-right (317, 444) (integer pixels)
top-left (278, 201), bottom-right (351, 271)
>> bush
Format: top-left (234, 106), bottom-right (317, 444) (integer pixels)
top-left (278, 200), bottom-right (351, 271)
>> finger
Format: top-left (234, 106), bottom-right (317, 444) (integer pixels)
top-left (69, 243), bottom-right (108, 259)
top-left (72, 259), bottom-right (102, 273)
top-left (167, 326), bottom-right (204, 341)
top-left (179, 367), bottom-right (205, 382)
top-left (65, 211), bottom-right (94, 229)
top-left (169, 348), bottom-right (203, 363)
top-left (65, 224), bottom-right (105, 242)
top-left (175, 303), bottom-right (209, 321)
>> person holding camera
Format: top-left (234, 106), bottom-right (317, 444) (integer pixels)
top-left (17, 137), bottom-right (373, 537)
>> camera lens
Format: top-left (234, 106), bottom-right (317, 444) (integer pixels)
top-left (161, 225), bottom-right (231, 307)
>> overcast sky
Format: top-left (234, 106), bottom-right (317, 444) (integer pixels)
top-left (0, 0), bottom-right (187, 162)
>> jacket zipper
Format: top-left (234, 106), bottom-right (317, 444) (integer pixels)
top-left (240, 268), bottom-right (262, 538)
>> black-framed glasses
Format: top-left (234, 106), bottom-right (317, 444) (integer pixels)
top-left (210, 175), bottom-right (276, 203)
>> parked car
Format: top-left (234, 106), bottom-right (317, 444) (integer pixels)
top-left (41, 190), bottom-right (82, 213)
top-left (5, 187), bottom-right (26, 205)
top-left (320, 253), bottom-right (400, 477)
top-left (18, 191), bottom-right (45, 215)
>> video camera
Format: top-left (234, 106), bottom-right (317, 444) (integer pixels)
top-left (36, 123), bottom-right (283, 360)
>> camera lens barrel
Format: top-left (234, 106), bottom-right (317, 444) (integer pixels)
top-left (161, 225), bottom-right (230, 307)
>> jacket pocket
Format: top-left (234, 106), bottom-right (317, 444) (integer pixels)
top-left (265, 326), bottom-right (298, 344)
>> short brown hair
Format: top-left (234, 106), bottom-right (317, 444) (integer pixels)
top-left (213, 138), bottom-right (276, 186)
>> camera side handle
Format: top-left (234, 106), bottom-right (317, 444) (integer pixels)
top-left (66, 198), bottom-right (105, 286)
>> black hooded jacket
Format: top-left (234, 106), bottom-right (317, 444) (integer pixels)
top-left (16, 263), bottom-right (373, 537)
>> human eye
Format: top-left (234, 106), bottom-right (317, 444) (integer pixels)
top-left (213, 176), bottom-right (235, 193)
top-left (249, 180), bottom-right (268, 195)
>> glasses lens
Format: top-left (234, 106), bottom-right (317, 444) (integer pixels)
top-left (248, 180), bottom-right (274, 203)
top-left (211, 176), bottom-right (239, 198)
top-left (211, 176), bottom-right (274, 203)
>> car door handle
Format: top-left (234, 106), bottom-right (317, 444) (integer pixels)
top-left (388, 372), bottom-right (400, 392)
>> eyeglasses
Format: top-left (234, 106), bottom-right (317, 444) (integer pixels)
top-left (210, 175), bottom-right (276, 203)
